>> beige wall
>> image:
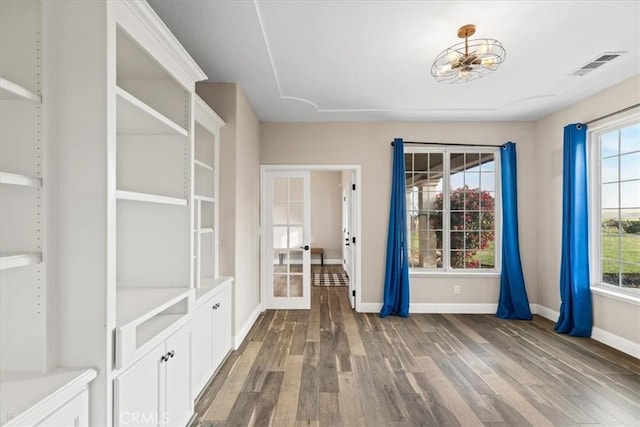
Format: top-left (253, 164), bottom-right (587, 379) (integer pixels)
top-left (200, 74), bottom-right (639, 353)
top-left (310, 171), bottom-right (343, 260)
top-left (196, 82), bottom-right (261, 341)
top-left (261, 121), bottom-right (538, 306)
top-left (535, 75), bottom-right (640, 345)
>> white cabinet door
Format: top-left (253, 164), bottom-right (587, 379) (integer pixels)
top-left (114, 344), bottom-right (163, 427)
top-left (191, 301), bottom-right (214, 397)
top-left (164, 326), bottom-right (192, 427)
top-left (211, 286), bottom-right (232, 371)
top-left (37, 390), bottom-right (89, 427)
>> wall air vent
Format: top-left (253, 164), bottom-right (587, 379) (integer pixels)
top-left (572, 51), bottom-right (626, 76)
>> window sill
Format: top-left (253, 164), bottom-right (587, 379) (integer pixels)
top-left (410, 270), bottom-right (500, 279)
top-left (590, 285), bottom-right (640, 306)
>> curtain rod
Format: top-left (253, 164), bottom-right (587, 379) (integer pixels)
top-left (582, 103), bottom-right (640, 126)
top-left (392, 103), bottom-right (640, 146)
top-left (390, 140), bottom-right (505, 148)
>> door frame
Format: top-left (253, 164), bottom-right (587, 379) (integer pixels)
top-left (260, 164), bottom-right (362, 311)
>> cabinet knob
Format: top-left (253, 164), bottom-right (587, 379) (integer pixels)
top-left (160, 354), bottom-right (168, 363)
top-left (169, 350), bottom-right (175, 358)
top-left (212, 302), bottom-right (220, 310)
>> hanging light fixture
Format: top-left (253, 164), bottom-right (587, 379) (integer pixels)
top-left (431, 24), bottom-right (506, 83)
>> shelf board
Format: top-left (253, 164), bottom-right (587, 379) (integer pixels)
top-left (0, 172), bottom-right (42, 188)
top-left (193, 195), bottom-right (216, 203)
top-left (136, 314), bottom-right (183, 348)
top-left (0, 368), bottom-right (97, 427)
top-left (116, 287), bottom-right (192, 328)
top-left (116, 87), bottom-right (188, 136)
top-left (195, 276), bottom-right (233, 305)
top-left (116, 190), bottom-right (187, 206)
top-left (0, 78), bottom-right (41, 103)
top-left (194, 159), bottom-right (214, 171)
top-left (0, 252), bottom-right (42, 270)
top-left (199, 228), bottom-right (214, 234)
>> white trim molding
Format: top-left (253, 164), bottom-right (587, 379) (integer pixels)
top-left (532, 304), bottom-right (640, 359)
top-left (591, 327), bottom-right (640, 359)
top-left (590, 286), bottom-right (640, 305)
top-left (233, 304), bottom-right (263, 350)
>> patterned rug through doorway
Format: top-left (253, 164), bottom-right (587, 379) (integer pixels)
top-left (312, 272), bottom-right (349, 287)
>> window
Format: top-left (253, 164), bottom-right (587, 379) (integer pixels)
top-left (590, 116), bottom-right (640, 291)
top-left (405, 147), bottom-right (500, 272)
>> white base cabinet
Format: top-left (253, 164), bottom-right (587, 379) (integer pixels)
top-left (191, 278), bottom-right (233, 398)
top-left (0, 369), bottom-right (96, 427)
top-left (114, 323), bottom-right (192, 427)
top-left (37, 389), bottom-right (89, 427)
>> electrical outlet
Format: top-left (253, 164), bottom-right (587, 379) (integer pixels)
top-left (454, 285), bottom-right (461, 295)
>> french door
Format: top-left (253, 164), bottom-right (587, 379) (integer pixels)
top-left (263, 171), bottom-right (311, 309)
top-left (342, 171), bottom-right (356, 309)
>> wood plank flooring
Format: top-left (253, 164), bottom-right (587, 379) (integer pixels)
top-left (193, 286), bottom-right (640, 427)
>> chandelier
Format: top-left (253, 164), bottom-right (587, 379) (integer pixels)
top-left (431, 24), bottom-right (506, 83)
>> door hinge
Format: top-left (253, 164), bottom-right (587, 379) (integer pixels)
top-left (352, 290), bottom-right (356, 297)
top-left (352, 184), bottom-right (356, 190)
top-left (352, 237), bottom-right (356, 244)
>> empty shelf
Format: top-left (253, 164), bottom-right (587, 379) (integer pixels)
top-left (194, 160), bottom-right (214, 171)
top-left (116, 190), bottom-right (187, 206)
top-left (116, 87), bottom-right (188, 136)
top-left (0, 78), bottom-right (41, 103)
top-left (0, 252), bottom-right (42, 270)
top-left (193, 195), bottom-right (215, 203)
top-left (0, 172), bottom-right (42, 188)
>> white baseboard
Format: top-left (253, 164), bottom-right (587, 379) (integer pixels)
top-left (530, 304), bottom-right (558, 320)
top-left (411, 303), bottom-right (499, 313)
top-left (591, 327), bottom-right (640, 359)
top-left (532, 304), bottom-right (640, 359)
top-left (233, 304), bottom-right (263, 350)
top-left (357, 303), bottom-right (382, 313)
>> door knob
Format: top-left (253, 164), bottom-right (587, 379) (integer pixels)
top-left (300, 245), bottom-right (310, 251)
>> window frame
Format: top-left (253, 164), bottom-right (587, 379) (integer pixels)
top-left (405, 145), bottom-right (502, 276)
top-left (588, 110), bottom-right (640, 302)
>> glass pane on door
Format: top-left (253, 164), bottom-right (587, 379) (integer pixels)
top-left (267, 174), bottom-right (310, 306)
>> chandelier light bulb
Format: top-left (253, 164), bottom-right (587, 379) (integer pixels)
top-left (481, 57), bottom-right (496, 68)
top-left (437, 63), bottom-right (453, 76)
top-left (476, 40), bottom-right (490, 55)
top-left (446, 49), bottom-right (462, 63)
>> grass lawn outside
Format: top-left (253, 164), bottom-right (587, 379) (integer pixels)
top-left (601, 233), bottom-right (640, 273)
top-left (601, 231), bottom-right (640, 287)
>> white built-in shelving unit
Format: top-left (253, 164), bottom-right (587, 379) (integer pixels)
top-left (0, 5), bottom-right (46, 373)
top-left (0, 1), bottom-right (96, 425)
top-left (50, 1), bottom-right (219, 425)
top-left (190, 96), bottom-right (233, 400)
top-left (193, 96), bottom-right (224, 288)
top-left (2, 1), bottom-right (234, 424)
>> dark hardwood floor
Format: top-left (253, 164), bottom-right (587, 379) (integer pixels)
top-left (193, 285), bottom-right (640, 426)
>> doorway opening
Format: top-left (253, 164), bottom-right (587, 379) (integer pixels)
top-left (260, 165), bottom-right (361, 311)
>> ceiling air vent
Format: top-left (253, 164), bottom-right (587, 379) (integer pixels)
top-left (572, 51), bottom-right (626, 76)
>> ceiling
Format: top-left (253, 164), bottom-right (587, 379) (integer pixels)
top-left (148, 0), bottom-right (640, 123)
